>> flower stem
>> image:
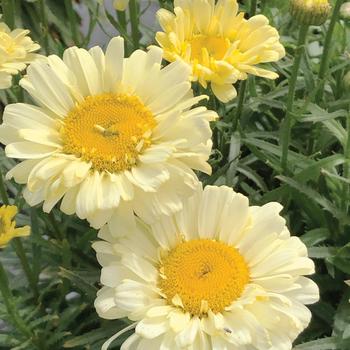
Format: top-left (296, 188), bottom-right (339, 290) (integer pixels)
top-left (316, 0), bottom-right (344, 102)
top-left (38, 0), bottom-right (49, 54)
top-left (11, 238), bottom-right (39, 301)
top-left (117, 10), bottom-right (129, 54)
top-left (342, 112), bottom-right (350, 212)
top-left (64, 0), bottom-right (79, 45)
top-left (129, 0), bottom-right (140, 49)
top-left (0, 259), bottom-right (33, 340)
top-left (231, 0), bottom-right (257, 132)
top-left (0, 168), bottom-right (39, 300)
top-left (0, 169), bottom-right (9, 205)
top-left (30, 208), bottom-right (41, 287)
top-left (280, 24), bottom-right (309, 173)
top-left (250, 0), bottom-right (257, 16)
top-left (232, 80), bottom-right (247, 132)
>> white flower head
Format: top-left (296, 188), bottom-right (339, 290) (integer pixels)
top-left (94, 185), bottom-right (319, 350)
top-left (0, 36), bottom-right (217, 229)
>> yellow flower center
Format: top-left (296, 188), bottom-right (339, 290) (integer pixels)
top-left (159, 239), bottom-right (250, 316)
top-left (189, 35), bottom-right (230, 63)
top-left (62, 93), bottom-right (156, 173)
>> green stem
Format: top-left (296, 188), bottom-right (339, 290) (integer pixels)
top-left (38, 0), bottom-right (49, 54)
top-left (83, 3), bottom-right (100, 47)
top-left (30, 208), bottom-right (41, 287)
top-left (117, 10), bottom-right (129, 54)
top-left (232, 80), bottom-right (247, 132)
top-left (280, 24), bottom-right (309, 173)
top-left (0, 169), bottom-right (9, 205)
top-left (64, 0), bottom-right (79, 45)
top-left (231, 0), bottom-right (257, 132)
top-left (11, 238), bottom-right (39, 300)
top-left (1, 0), bottom-right (15, 29)
top-left (343, 112), bottom-right (350, 212)
top-left (48, 212), bottom-right (64, 240)
top-left (129, 0), bottom-right (140, 48)
top-left (316, 0), bottom-right (344, 102)
top-left (250, 0), bottom-right (257, 16)
top-left (0, 260), bottom-right (33, 339)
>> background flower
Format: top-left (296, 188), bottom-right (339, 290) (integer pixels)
top-left (94, 185), bottom-right (319, 349)
top-left (155, 0), bottom-right (285, 102)
top-left (0, 23), bottom-right (42, 89)
top-left (0, 205), bottom-right (30, 247)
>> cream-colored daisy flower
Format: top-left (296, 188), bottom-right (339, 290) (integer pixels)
top-left (155, 0), bottom-right (286, 102)
top-left (0, 37), bottom-right (217, 229)
top-left (94, 185), bottom-right (319, 350)
top-left (0, 23), bottom-right (41, 89)
top-left (0, 205), bottom-right (30, 248)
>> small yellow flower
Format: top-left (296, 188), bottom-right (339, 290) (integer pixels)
top-left (0, 23), bottom-right (42, 89)
top-left (113, 0), bottom-right (129, 11)
top-left (155, 0), bottom-right (285, 102)
top-left (0, 205), bottom-right (30, 248)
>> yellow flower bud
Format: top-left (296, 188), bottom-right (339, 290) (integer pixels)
top-left (344, 71), bottom-right (350, 92)
top-left (113, 0), bottom-right (129, 11)
top-left (340, 2), bottom-right (350, 20)
top-left (290, 0), bottom-right (331, 26)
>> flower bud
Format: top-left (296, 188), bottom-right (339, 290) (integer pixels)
top-left (290, 0), bottom-right (331, 26)
top-left (344, 71), bottom-right (350, 92)
top-left (340, 2), bottom-right (350, 20)
top-left (113, 0), bottom-right (129, 11)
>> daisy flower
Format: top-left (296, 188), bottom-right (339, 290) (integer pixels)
top-left (0, 36), bottom-right (217, 229)
top-left (0, 205), bottom-right (30, 248)
top-left (94, 185), bottom-right (319, 350)
top-left (155, 0), bottom-right (285, 102)
top-left (0, 23), bottom-right (41, 89)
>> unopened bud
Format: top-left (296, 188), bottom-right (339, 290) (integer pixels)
top-left (340, 2), bottom-right (350, 20)
top-left (290, 0), bottom-right (331, 26)
top-left (113, 0), bottom-right (129, 11)
top-left (344, 71), bottom-right (350, 92)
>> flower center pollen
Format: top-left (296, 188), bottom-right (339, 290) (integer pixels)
top-left (159, 239), bottom-right (250, 316)
top-left (189, 35), bottom-right (230, 64)
top-left (61, 93), bottom-right (156, 173)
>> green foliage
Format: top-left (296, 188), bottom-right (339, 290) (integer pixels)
top-left (0, 0), bottom-right (350, 349)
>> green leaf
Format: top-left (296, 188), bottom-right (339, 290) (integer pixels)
top-left (58, 267), bottom-right (98, 299)
top-left (293, 337), bottom-right (345, 350)
top-left (300, 228), bottom-right (330, 246)
top-left (277, 175), bottom-right (350, 225)
top-left (63, 321), bottom-right (128, 348)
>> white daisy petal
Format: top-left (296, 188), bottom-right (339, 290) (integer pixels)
top-left (94, 185), bottom-right (319, 349)
top-left (1, 36), bottom-right (215, 229)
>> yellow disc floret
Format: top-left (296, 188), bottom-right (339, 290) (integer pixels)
top-left (159, 239), bottom-right (250, 316)
top-left (189, 35), bottom-right (231, 63)
top-left (61, 93), bottom-right (156, 173)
